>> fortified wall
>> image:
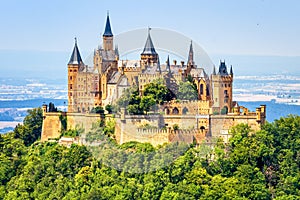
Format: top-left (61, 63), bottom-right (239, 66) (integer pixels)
top-left (41, 104), bottom-right (102, 141)
top-left (41, 103), bottom-right (266, 146)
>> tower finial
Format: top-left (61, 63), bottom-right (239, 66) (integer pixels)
top-left (74, 37), bottom-right (77, 44)
top-left (107, 10), bottom-right (109, 16)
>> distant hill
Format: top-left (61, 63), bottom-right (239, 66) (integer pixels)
top-left (0, 98), bottom-right (67, 109)
top-left (1, 50), bottom-right (300, 79)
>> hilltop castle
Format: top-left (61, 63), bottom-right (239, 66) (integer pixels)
top-left (41, 14), bottom-right (266, 145)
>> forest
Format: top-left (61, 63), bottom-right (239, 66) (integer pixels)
top-left (0, 107), bottom-right (300, 199)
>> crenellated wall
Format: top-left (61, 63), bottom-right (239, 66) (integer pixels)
top-left (41, 104), bottom-right (266, 146)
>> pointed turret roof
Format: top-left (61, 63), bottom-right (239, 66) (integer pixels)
top-left (166, 55), bottom-right (171, 73)
top-left (230, 65), bottom-right (233, 75)
top-left (68, 38), bottom-right (83, 65)
top-left (218, 60), bottom-right (228, 75)
top-left (141, 28), bottom-right (157, 55)
top-left (115, 45), bottom-right (119, 57)
top-left (187, 40), bottom-right (194, 65)
top-left (103, 12), bottom-right (113, 37)
top-left (212, 66), bottom-right (216, 75)
top-left (156, 56), bottom-right (162, 74)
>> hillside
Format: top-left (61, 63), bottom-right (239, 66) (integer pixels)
top-left (0, 108), bottom-right (300, 199)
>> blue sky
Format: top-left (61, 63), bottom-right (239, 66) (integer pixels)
top-left (1, 0), bottom-right (299, 56)
top-left (0, 0), bottom-right (300, 78)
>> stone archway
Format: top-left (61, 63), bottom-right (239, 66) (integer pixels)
top-left (165, 107), bottom-right (170, 115)
top-left (172, 107), bottom-right (179, 115)
top-left (182, 107), bottom-right (188, 115)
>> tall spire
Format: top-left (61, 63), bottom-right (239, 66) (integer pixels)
top-left (68, 38), bottom-right (83, 65)
top-left (212, 65), bottom-right (216, 75)
top-left (141, 27), bottom-right (157, 55)
top-left (115, 45), bottom-right (119, 57)
top-left (156, 56), bottom-right (162, 74)
top-left (187, 40), bottom-right (194, 65)
top-left (230, 65), bottom-right (233, 75)
top-left (103, 11), bottom-right (113, 37)
top-left (166, 55), bottom-right (171, 73)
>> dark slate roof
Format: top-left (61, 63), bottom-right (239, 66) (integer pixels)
top-left (190, 68), bottom-right (208, 79)
top-left (103, 14), bottom-right (113, 37)
top-left (108, 71), bottom-right (121, 84)
top-left (68, 39), bottom-right (83, 65)
top-left (118, 75), bottom-right (130, 86)
top-left (141, 29), bottom-right (157, 55)
top-left (218, 61), bottom-right (228, 76)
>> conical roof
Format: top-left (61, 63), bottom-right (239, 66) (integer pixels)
top-left (141, 28), bottom-right (157, 55)
top-left (103, 13), bottom-right (113, 37)
top-left (68, 38), bottom-right (83, 65)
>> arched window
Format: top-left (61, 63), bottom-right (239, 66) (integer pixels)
top-left (200, 84), bottom-right (204, 95)
top-left (182, 107), bottom-right (188, 115)
top-left (206, 85), bottom-right (210, 96)
top-left (165, 108), bottom-right (170, 115)
top-left (221, 106), bottom-right (228, 115)
top-left (172, 107), bottom-right (179, 115)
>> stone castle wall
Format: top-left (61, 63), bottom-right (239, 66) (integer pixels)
top-left (41, 112), bottom-right (102, 142)
top-left (210, 114), bottom-right (262, 143)
top-left (41, 112), bottom-right (62, 141)
top-left (41, 105), bottom-right (266, 146)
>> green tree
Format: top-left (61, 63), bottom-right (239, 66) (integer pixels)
top-left (13, 107), bottom-right (43, 146)
top-left (144, 78), bottom-right (173, 104)
top-left (177, 81), bottom-right (198, 100)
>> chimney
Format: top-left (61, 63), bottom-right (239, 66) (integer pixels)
top-left (181, 61), bottom-right (184, 67)
top-left (173, 60), bottom-right (177, 65)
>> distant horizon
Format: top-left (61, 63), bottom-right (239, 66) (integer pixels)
top-left (1, 49), bottom-right (300, 79)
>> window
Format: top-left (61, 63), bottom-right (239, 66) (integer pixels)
top-left (70, 84), bottom-right (73, 90)
top-left (200, 84), bottom-right (204, 95)
top-left (224, 90), bottom-right (228, 95)
top-left (70, 76), bottom-right (72, 80)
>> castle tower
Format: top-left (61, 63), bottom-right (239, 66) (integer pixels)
top-left (141, 28), bottom-right (158, 64)
top-left (103, 12), bottom-right (113, 51)
top-left (68, 38), bottom-right (84, 113)
top-left (211, 61), bottom-right (233, 114)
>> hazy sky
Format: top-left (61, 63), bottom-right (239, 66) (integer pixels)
top-left (1, 0), bottom-right (300, 56)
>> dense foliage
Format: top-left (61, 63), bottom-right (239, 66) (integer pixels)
top-left (116, 79), bottom-right (173, 114)
top-left (1, 109), bottom-right (300, 199)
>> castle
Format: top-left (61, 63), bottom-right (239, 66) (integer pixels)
top-left (41, 14), bottom-right (266, 145)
